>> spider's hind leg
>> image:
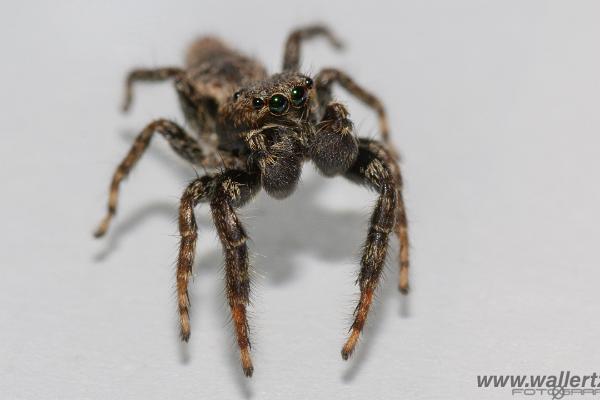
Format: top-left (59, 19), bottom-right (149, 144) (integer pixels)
top-left (341, 139), bottom-right (409, 359)
top-left (176, 170), bottom-right (261, 377)
top-left (121, 67), bottom-right (183, 112)
top-left (282, 24), bottom-right (343, 71)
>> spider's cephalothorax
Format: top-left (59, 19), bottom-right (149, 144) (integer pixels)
top-left (94, 25), bottom-right (410, 377)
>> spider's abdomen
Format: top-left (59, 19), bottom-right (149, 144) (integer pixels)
top-left (185, 37), bottom-right (267, 105)
top-left (178, 37), bottom-right (267, 149)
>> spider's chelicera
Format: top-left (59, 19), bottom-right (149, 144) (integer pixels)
top-left (94, 25), bottom-right (410, 377)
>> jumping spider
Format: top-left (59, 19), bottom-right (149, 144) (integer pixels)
top-left (94, 25), bottom-right (410, 377)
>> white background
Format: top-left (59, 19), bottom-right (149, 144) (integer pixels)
top-left (1, 1), bottom-right (600, 399)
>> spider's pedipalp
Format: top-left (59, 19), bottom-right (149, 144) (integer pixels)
top-left (310, 102), bottom-right (358, 176)
top-left (315, 68), bottom-right (397, 158)
top-left (244, 126), bottom-right (304, 199)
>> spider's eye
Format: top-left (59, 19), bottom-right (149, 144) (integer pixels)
top-left (233, 91), bottom-right (242, 101)
top-left (268, 94), bottom-right (288, 115)
top-left (304, 77), bottom-right (313, 88)
top-left (290, 86), bottom-right (307, 107)
top-left (252, 98), bottom-right (265, 110)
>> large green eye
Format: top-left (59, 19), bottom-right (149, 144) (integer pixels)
top-left (268, 94), bottom-right (288, 115)
top-left (290, 86), bottom-right (307, 107)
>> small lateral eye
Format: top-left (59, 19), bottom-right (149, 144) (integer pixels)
top-left (233, 91), bottom-right (242, 101)
top-left (252, 97), bottom-right (265, 110)
top-left (304, 77), bottom-right (313, 88)
top-left (268, 94), bottom-right (288, 115)
top-left (290, 86), bottom-right (307, 107)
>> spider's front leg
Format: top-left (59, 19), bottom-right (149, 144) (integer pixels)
top-left (310, 102), bottom-right (359, 176)
top-left (94, 119), bottom-right (232, 237)
top-left (341, 139), bottom-right (405, 360)
top-left (177, 169), bottom-right (261, 377)
top-left (315, 68), bottom-right (398, 158)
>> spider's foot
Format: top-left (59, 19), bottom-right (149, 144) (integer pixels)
top-left (329, 36), bottom-right (344, 50)
top-left (399, 284), bottom-right (410, 295)
top-left (121, 93), bottom-right (133, 113)
top-left (179, 329), bottom-right (190, 343)
top-left (399, 264), bottom-right (409, 294)
top-left (178, 309), bottom-right (191, 342)
top-left (341, 329), bottom-right (360, 361)
top-left (241, 348), bottom-right (254, 377)
top-left (317, 25), bottom-right (344, 50)
top-left (93, 214), bottom-right (113, 238)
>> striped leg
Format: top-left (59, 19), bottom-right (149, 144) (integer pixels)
top-left (282, 24), bottom-right (343, 71)
top-left (341, 140), bottom-right (400, 359)
top-left (176, 170), bottom-right (261, 377)
top-left (121, 67), bottom-right (183, 112)
top-left (310, 102), bottom-right (358, 176)
top-left (360, 139), bottom-right (410, 293)
top-left (94, 119), bottom-right (226, 238)
top-left (315, 68), bottom-right (397, 157)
